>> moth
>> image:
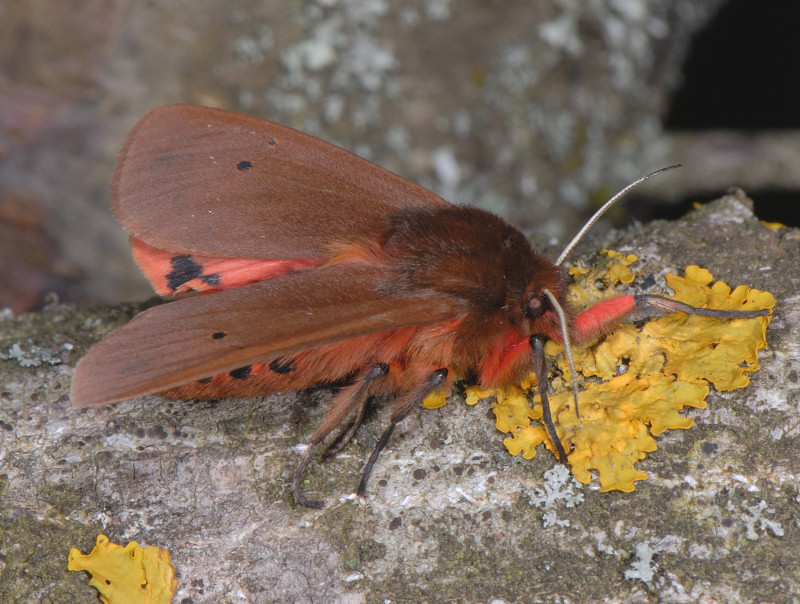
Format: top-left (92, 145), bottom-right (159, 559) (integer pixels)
top-left (70, 105), bottom-right (769, 507)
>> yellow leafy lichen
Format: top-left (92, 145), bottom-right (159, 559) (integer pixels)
top-left (565, 249), bottom-right (638, 310)
top-left (463, 252), bottom-right (774, 493)
top-left (423, 390), bottom-right (448, 409)
top-left (600, 249), bottom-right (637, 284)
top-left (68, 534), bottom-right (177, 604)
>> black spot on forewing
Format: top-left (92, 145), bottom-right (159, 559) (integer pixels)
top-left (269, 358), bottom-right (294, 374)
top-left (237, 160), bottom-right (253, 171)
top-left (197, 377), bottom-right (212, 384)
top-left (212, 331), bottom-right (226, 339)
top-left (202, 273), bottom-right (221, 287)
top-left (166, 256), bottom-right (220, 292)
top-left (230, 366), bottom-right (252, 380)
top-left (166, 256), bottom-right (204, 292)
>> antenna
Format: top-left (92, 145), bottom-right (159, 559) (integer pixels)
top-left (555, 165), bottom-right (682, 266)
top-left (543, 288), bottom-right (581, 419)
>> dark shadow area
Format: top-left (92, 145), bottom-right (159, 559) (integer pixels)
top-left (630, 0), bottom-right (800, 227)
top-left (665, 0), bottom-right (800, 130)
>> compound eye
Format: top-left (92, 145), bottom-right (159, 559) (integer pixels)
top-left (526, 295), bottom-right (546, 319)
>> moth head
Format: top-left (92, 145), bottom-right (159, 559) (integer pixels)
top-left (519, 276), bottom-right (570, 339)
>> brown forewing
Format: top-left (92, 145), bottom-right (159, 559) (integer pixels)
top-left (112, 104), bottom-right (451, 260)
top-left (70, 264), bottom-right (463, 407)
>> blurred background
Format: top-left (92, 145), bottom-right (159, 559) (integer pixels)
top-left (1, 0), bottom-right (797, 313)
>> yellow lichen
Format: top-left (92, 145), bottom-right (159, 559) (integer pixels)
top-left (601, 249), bottom-right (637, 284)
top-left (423, 390), bottom-right (448, 409)
top-left (566, 249), bottom-right (638, 310)
top-left (68, 535), bottom-right (177, 604)
top-left (464, 252), bottom-right (774, 493)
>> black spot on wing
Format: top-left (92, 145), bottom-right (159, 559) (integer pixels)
top-left (202, 273), bottom-right (221, 287)
top-left (237, 160), bottom-right (253, 171)
top-left (269, 358), bottom-right (294, 374)
top-left (166, 256), bottom-right (204, 292)
top-left (212, 331), bottom-right (226, 340)
top-left (230, 365), bottom-right (252, 380)
top-left (197, 377), bottom-right (212, 384)
top-left (166, 256), bottom-right (221, 292)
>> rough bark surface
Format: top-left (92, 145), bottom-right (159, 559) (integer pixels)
top-left (1, 192), bottom-right (797, 603)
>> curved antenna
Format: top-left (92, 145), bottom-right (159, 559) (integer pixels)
top-left (555, 164), bottom-right (682, 266)
top-left (543, 288), bottom-right (581, 420)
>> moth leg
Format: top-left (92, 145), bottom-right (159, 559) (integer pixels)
top-left (292, 363), bottom-right (389, 508)
top-left (291, 444), bottom-right (321, 509)
top-left (572, 293), bottom-right (770, 346)
top-left (529, 335), bottom-right (569, 464)
top-left (633, 294), bottom-right (771, 320)
top-left (321, 363), bottom-right (390, 461)
top-left (357, 368), bottom-right (449, 498)
top-left (321, 394), bottom-right (372, 462)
